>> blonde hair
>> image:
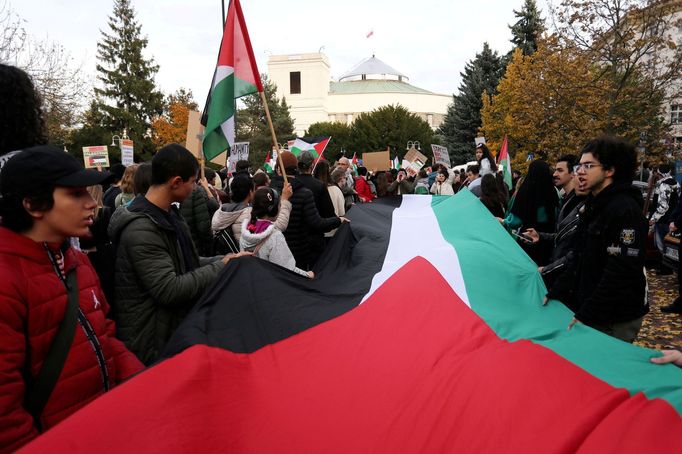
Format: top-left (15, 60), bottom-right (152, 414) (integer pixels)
top-left (120, 164), bottom-right (139, 194)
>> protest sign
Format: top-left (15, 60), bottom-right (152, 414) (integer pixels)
top-left (474, 137), bottom-right (486, 147)
top-left (362, 150), bottom-right (390, 171)
top-left (82, 145), bottom-right (110, 169)
top-left (227, 142), bottom-right (250, 174)
top-left (403, 147), bottom-right (428, 175)
top-left (121, 139), bottom-right (134, 166)
top-left (186, 110), bottom-right (228, 166)
top-left (431, 144), bottom-right (451, 167)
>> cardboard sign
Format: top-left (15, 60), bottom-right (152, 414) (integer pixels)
top-left (121, 139), bottom-right (134, 166)
top-left (403, 147), bottom-right (428, 175)
top-left (186, 110), bottom-right (227, 166)
top-left (361, 150), bottom-right (390, 171)
top-left (431, 144), bottom-right (451, 167)
top-left (82, 145), bottom-right (110, 169)
top-left (227, 142), bottom-right (250, 174)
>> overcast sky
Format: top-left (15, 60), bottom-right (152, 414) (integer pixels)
top-left (12, 0), bottom-right (552, 109)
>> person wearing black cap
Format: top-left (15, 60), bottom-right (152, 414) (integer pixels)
top-left (102, 163), bottom-right (126, 209)
top-left (108, 144), bottom-right (251, 365)
top-left (0, 145), bottom-right (144, 452)
top-left (296, 150), bottom-right (336, 218)
top-left (271, 151), bottom-right (346, 271)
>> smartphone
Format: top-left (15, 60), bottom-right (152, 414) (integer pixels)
top-left (511, 231), bottom-right (534, 243)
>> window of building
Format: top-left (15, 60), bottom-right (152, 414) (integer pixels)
top-left (427, 114), bottom-right (433, 127)
top-left (672, 104), bottom-right (682, 124)
top-left (346, 114), bottom-right (353, 124)
top-left (290, 72), bottom-right (301, 94)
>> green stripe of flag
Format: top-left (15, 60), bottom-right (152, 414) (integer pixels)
top-left (203, 73), bottom-right (235, 161)
top-left (431, 191), bottom-right (682, 414)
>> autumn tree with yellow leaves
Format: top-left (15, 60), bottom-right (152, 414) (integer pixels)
top-left (151, 88), bottom-right (198, 149)
top-left (481, 0), bottom-right (680, 172)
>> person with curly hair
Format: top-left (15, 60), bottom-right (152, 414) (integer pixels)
top-left (0, 64), bottom-right (47, 172)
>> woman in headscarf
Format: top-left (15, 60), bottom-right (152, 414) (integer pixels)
top-left (499, 160), bottom-right (559, 266)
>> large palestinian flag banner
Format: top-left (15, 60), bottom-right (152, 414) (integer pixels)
top-left (21, 193), bottom-right (682, 453)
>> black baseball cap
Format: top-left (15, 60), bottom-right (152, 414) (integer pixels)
top-left (297, 150), bottom-right (315, 169)
top-left (0, 145), bottom-right (112, 196)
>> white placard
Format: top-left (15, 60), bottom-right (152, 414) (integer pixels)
top-left (431, 144), bottom-right (451, 167)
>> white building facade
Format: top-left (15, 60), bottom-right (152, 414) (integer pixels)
top-left (267, 53), bottom-right (452, 136)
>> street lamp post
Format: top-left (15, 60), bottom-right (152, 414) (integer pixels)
top-left (406, 141), bottom-right (420, 151)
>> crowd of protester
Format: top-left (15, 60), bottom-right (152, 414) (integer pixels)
top-left (2, 62), bottom-right (682, 452)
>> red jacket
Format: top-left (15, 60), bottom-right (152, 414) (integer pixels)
top-left (0, 227), bottom-right (144, 453)
top-left (354, 177), bottom-right (376, 203)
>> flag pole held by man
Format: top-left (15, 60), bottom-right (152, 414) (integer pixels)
top-left (201, 0), bottom-right (288, 182)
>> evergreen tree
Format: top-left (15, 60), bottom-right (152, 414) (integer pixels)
top-left (235, 74), bottom-right (295, 169)
top-left (437, 43), bottom-right (504, 165)
top-left (94, 0), bottom-right (163, 160)
top-left (509, 0), bottom-right (544, 56)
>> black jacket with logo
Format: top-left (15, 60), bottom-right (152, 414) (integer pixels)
top-left (549, 183), bottom-right (648, 326)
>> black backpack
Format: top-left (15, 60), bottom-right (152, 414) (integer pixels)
top-left (213, 226), bottom-right (239, 254)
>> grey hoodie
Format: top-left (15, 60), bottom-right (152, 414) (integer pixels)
top-left (212, 200), bottom-right (292, 241)
top-left (239, 219), bottom-right (310, 278)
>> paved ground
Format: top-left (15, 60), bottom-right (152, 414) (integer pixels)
top-left (635, 269), bottom-right (682, 350)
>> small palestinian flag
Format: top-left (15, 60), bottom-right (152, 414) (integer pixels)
top-left (497, 135), bottom-right (512, 189)
top-left (263, 150), bottom-right (274, 173)
top-left (289, 137), bottom-right (331, 159)
top-left (24, 193), bottom-right (682, 453)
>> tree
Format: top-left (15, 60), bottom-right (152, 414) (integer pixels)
top-left (68, 100), bottom-right (115, 164)
top-left (480, 36), bottom-right (668, 171)
top-left (1, 1), bottom-right (85, 146)
top-left (235, 74), bottom-right (295, 169)
top-left (437, 43), bottom-right (505, 165)
top-left (305, 121), bottom-right (354, 163)
top-left (509, 0), bottom-right (545, 56)
top-left (349, 105), bottom-right (433, 162)
top-left (551, 0), bottom-right (682, 138)
top-left (94, 0), bottom-right (164, 160)
top-left (151, 88), bottom-right (199, 148)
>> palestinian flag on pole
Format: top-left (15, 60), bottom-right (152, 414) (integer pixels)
top-left (392, 155), bottom-right (400, 170)
top-left (497, 135), bottom-right (512, 189)
top-left (201, 0), bottom-right (262, 161)
top-left (351, 152), bottom-right (358, 171)
top-left (289, 137), bottom-right (331, 159)
top-left (24, 193), bottom-right (682, 453)
top-left (263, 150), bottom-right (275, 173)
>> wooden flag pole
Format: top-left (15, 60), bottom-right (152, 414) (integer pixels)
top-left (259, 90), bottom-right (288, 184)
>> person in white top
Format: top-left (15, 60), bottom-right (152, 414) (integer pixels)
top-left (326, 168), bottom-right (347, 237)
top-left (476, 143), bottom-right (498, 177)
top-left (430, 169), bottom-right (455, 195)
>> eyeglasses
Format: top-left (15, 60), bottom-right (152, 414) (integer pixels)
top-left (573, 163), bottom-right (603, 172)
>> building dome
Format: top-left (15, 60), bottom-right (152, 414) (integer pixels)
top-left (338, 55), bottom-right (409, 83)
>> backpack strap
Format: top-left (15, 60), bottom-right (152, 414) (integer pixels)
top-left (24, 268), bottom-right (79, 429)
top-left (252, 231), bottom-right (275, 255)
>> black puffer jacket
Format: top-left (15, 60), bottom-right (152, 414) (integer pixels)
top-left (271, 176), bottom-right (340, 270)
top-left (551, 183), bottom-right (648, 326)
top-left (180, 186), bottom-right (219, 256)
top-left (296, 174), bottom-right (336, 218)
